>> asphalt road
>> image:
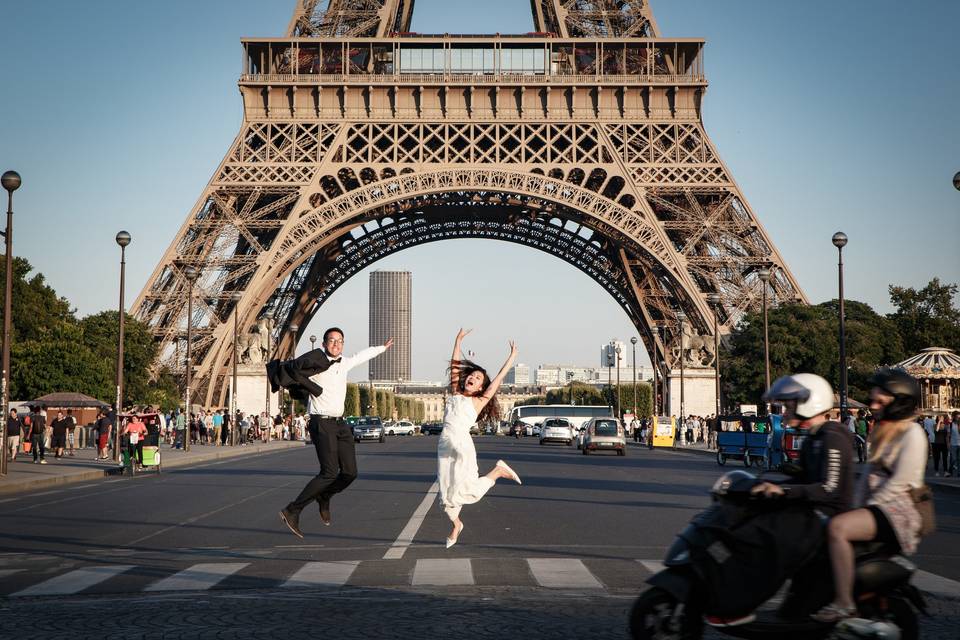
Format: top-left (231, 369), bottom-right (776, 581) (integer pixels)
top-left (0, 436), bottom-right (957, 639)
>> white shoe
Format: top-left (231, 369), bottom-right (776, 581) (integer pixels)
top-left (496, 460), bottom-right (521, 484)
top-left (446, 521), bottom-right (464, 549)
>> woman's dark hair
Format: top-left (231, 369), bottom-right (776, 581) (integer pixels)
top-left (449, 358), bottom-right (500, 424)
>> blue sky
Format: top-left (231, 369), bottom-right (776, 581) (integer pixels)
top-left (1, 0), bottom-right (958, 381)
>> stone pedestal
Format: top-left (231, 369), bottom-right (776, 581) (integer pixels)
top-left (228, 364), bottom-right (280, 417)
top-left (666, 368), bottom-right (718, 418)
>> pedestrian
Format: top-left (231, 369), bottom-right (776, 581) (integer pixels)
top-left (949, 411), bottom-right (960, 478)
top-left (931, 415), bottom-right (948, 476)
top-left (95, 410), bottom-right (112, 460)
top-left (437, 329), bottom-right (521, 548)
top-left (175, 409), bottom-right (186, 448)
top-left (221, 409), bottom-right (231, 445)
top-left (203, 410), bottom-right (214, 445)
top-left (27, 406), bottom-right (47, 464)
top-left (5, 408), bottom-right (21, 462)
top-left (212, 409), bottom-right (223, 446)
top-left (51, 410), bottom-right (71, 459)
top-left (278, 327), bottom-right (394, 537)
top-left (65, 409), bottom-right (77, 456)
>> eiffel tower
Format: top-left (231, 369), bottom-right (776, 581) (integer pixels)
top-left (132, 0), bottom-right (806, 412)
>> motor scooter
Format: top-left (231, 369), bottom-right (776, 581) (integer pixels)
top-left (630, 470), bottom-right (926, 640)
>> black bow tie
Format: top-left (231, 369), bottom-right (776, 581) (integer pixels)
top-left (330, 357), bottom-right (342, 364)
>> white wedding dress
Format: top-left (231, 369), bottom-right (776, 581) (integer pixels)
top-left (437, 394), bottom-right (495, 521)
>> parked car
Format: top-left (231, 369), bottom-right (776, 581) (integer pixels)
top-left (422, 422), bottom-right (444, 435)
top-left (348, 416), bottom-right (385, 443)
top-left (386, 420), bottom-right (417, 436)
top-left (539, 418), bottom-right (574, 445)
top-left (581, 417), bottom-right (626, 456)
top-left (524, 422), bottom-right (542, 437)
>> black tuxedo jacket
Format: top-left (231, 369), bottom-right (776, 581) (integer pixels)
top-left (265, 348), bottom-right (334, 404)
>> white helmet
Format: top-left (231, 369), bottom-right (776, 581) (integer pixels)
top-left (763, 373), bottom-right (834, 419)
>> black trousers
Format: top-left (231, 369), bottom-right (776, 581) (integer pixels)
top-left (31, 434), bottom-right (46, 460)
top-left (288, 416), bottom-right (357, 513)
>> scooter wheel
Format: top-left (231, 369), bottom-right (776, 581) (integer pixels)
top-left (630, 587), bottom-right (702, 640)
top-left (716, 451), bottom-right (726, 466)
top-left (884, 596), bottom-right (919, 640)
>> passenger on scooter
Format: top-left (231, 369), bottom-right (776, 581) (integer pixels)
top-left (812, 368), bottom-right (927, 623)
top-left (751, 373), bottom-right (855, 518)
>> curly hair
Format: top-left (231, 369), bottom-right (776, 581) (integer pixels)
top-left (448, 359), bottom-right (501, 424)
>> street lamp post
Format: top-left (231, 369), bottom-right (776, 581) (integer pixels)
top-left (676, 312), bottom-right (686, 422)
top-left (607, 341), bottom-right (614, 414)
top-left (230, 291), bottom-right (242, 446)
top-left (288, 324), bottom-right (298, 419)
top-left (832, 232), bottom-right (849, 419)
top-left (630, 336), bottom-right (638, 420)
top-left (706, 293), bottom-right (722, 419)
top-left (758, 268), bottom-right (772, 400)
top-left (182, 265), bottom-right (199, 452)
top-left (113, 231), bottom-right (131, 463)
top-left (310, 334), bottom-right (317, 351)
top-left (615, 344), bottom-right (622, 421)
top-left (1, 170), bottom-right (22, 478)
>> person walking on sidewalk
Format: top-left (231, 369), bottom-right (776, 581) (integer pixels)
top-left (949, 411), bottom-right (960, 478)
top-left (931, 415), bottom-right (949, 476)
top-left (26, 406), bottom-right (47, 464)
top-left (279, 327), bottom-right (394, 538)
top-left (50, 411), bottom-right (71, 459)
top-left (437, 329), bottom-right (522, 548)
top-left (6, 408), bottom-right (22, 462)
top-left (95, 410), bottom-right (112, 460)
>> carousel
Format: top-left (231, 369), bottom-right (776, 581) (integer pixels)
top-left (895, 347), bottom-right (960, 413)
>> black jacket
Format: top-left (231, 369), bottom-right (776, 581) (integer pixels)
top-left (781, 420), bottom-right (854, 517)
top-left (266, 348), bottom-right (333, 404)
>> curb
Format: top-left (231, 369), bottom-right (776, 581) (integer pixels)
top-left (0, 441), bottom-right (306, 495)
top-left (635, 442), bottom-right (960, 495)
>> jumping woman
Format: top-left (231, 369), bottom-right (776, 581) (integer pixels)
top-left (438, 329), bottom-right (521, 548)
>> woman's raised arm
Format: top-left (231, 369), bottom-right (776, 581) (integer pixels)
top-left (477, 341), bottom-right (518, 408)
top-left (450, 328), bottom-right (471, 390)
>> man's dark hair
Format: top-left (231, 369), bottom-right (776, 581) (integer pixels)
top-left (323, 327), bottom-right (344, 343)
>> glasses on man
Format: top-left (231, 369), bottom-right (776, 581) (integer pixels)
top-left (325, 338), bottom-right (344, 345)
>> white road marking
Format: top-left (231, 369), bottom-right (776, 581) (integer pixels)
top-left (638, 560), bottom-right (665, 574)
top-left (0, 569), bottom-right (23, 579)
top-left (282, 561), bottom-right (359, 587)
top-left (144, 563), bottom-right (249, 592)
top-left (383, 480), bottom-right (439, 560)
top-left (12, 565), bottom-right (133, 597)
top-left (527, 558), bottom-right (602, 589)
top-left (412, 558), bottom-right (474, 586)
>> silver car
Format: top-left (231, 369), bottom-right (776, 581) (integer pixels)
top-left (581, 417), bottom-right (626, 456)
top-left (539, 418), bottom-right (574, 445)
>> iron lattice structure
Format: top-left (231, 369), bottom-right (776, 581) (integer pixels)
top-left (133, 0), bottom-right (806, 406)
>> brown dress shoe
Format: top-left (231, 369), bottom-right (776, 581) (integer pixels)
top-left (319, 496), bottom-right (331, 526)
top-left (279, 508), bottom-right (304, 539)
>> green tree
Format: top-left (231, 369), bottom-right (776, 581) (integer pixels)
top-left (344, 383), bottom-right (360, 416)
top-left (358, 386), bottom-right (373, 415)
top-left (79, 311), bottom-right (158, 406)
top-left (545, 382), bottom-right (605, 405)
top-left (888, 278), bottom-right (960, 354)
top-left (11, 323), bottom-right (111, 400)
top-left (615, 382), bottom-right (653, 418)
top-left (0, 256), bottom-right (75, 345)
top-left (516, 395), bottom-right (545, 406)
top-left (722, 300), bottom-right (907, 409)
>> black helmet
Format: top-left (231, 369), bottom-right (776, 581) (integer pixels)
top-left (867, 368), bottom-right (920, 422)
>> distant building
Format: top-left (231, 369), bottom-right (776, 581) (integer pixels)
top-left (369, 271), bottom-right (411, 381)
top-left (505, 363), bottom-right (530, 385)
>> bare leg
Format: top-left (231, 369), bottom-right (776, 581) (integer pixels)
top-left (826, 508), bottom-right (878, 610)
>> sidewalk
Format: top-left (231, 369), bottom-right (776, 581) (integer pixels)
top-left (630, 439), bottom-right (960, 495)
top-left (0, 440), bottom-right (307, 495)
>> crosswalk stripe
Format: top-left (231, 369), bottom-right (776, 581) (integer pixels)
top-left (637, 560), bottom-right (665, 574)
top-left (0, 569), bottom-right (23, 579)
top-left (412, 558), bottom-right (474, 586)
top-left (282, 561), bottom-right (359, 588)
top-left (527, 558), bottom-right (602, 589)
top-left (144, 563), bottom-right (249, 592)
top-left (913, 569), bottom-right (960, 597)
top-left (12, 565), bottom-right (133, 597)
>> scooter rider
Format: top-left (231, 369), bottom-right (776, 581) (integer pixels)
top-left (750, 373), bottom-right (855, 518)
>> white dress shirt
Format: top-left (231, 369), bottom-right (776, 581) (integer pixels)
top-left (307, 345), bottom-right (387, 416)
